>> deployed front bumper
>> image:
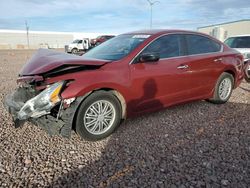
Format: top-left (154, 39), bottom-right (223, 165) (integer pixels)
top-left (4, 87), bottom-right (81, 138)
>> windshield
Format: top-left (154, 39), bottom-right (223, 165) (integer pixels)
top-left (225, 36), bottom-right (250, 48)
top-left (83, 34), bottom-right (150, 61)
top-left (72, 40), bottom-right (80, 44)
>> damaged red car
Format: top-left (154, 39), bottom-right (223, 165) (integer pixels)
top-left (4, 30), bottom-right (245, 140)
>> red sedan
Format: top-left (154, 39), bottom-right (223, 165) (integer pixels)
top-left (90, 35), bottom-right (115, 46)
top-left (5, 30), bottom-right (244, 140)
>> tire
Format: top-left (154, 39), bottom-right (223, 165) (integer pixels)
top-left (245, 77), bottom-right (250, 83)
top-left (208, 72), bottom-right (234, 104)
top-left (244, 69), bottom-right (250, 82)
top-left (71, 48), bottom-right (78, 54)
top-left (75, 91), bottom-right (122, 141)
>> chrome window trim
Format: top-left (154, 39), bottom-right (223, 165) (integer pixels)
top-left (129, 32), bottom-right (223, 65)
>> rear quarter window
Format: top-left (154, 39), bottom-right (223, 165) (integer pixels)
top-left (186, 34), bottom-right (221, 55)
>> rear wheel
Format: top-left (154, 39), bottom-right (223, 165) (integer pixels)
top-left (245, 77), bottom-right (250, 82)
top-left (208, 72), bottom-right (234, 104)
top-left (244, 65), bottom-right (250, 82)
top-left (75, 91), bottom-right (122, 141)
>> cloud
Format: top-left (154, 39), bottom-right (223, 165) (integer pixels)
top-left (151, 0), bottom-right (250, 29)
top-left (0, 0), bottom-right (249, 33)
top-left (0, 0), bottom-right (147, 18)
top-left (181, 0), bottom-right (250, 19)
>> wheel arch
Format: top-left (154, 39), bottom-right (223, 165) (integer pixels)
top-left (223, 69), bottom-right (236, 88)
top-left (93, 88), bottom-right (127, 120)
top-left (71, 47), bottom-right (78, 52)
top-left (70, 87), bottom-right (127, 131)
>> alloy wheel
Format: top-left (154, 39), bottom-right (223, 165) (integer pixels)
top-left (218, 78), bottom-right (232, 100)
top-left (83, 100), bottom-right (116, 135)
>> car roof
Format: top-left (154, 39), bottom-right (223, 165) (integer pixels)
top-left (227, 35), bottom-right (250, 38)
top-left (123, 29), bottom-right (204, 35)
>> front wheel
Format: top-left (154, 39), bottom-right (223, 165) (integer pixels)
top-left (71, 48), bottom-right (78, 54)
top-left (75, 91), bottom-right (122, 141)
top-left (208, 72), bottom-right (234, 104)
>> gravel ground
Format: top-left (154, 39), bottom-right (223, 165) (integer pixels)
top-left (0, 50), bottom-right (249, 187)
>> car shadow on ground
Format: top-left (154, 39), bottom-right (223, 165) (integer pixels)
top-left (240, 86), bottom-right (250, 92)
top-left (48, 90), bottom-right (250, 187)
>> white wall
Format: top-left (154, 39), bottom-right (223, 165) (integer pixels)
top-left (198, 20), bottom-right (250, 41)
top-left (0, 30), bottom-right (117, 49)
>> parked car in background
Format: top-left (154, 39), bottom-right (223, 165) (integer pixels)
top-left (224, 35), bottom-right (250, 82)
top-left (90, 35), bottom-right (115, 46)
top-left (65, 38), bottom-right (90, 54)
top-left (5, 29), bottom-right (245, 141)
top-left (39, 43), bottom-right (50, 49)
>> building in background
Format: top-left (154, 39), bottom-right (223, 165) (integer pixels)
top-left (197, 19), bottom-right (250, 41)
top-left (0, 30), bottom-right (116, 49)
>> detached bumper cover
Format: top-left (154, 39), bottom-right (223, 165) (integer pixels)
top-left (4, 87), bottom-right (34, 127)
top-left (4, 93), bottom-right (25, 128)
top-left (4, 88), bottom-right (82, 138)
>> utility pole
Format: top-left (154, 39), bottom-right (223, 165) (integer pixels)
top-left (25, 20), bottom-right (30, 49)
top-left (147, 0), bottom-right (160, 29)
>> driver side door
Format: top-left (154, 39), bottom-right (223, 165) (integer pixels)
top-left (129, 34), bottom-right (193, 114)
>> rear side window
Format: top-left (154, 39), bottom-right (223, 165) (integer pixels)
top-left (224, 36), bottom-right (250, 48)
top-left (186, 35), bottom-right (221, 55)
top-left (142, 34), bottom-right (183, 59)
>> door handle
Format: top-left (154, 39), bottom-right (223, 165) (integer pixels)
top-left (214, 58), bottom-right (222, 62)
top-left (177, 65), bottom-right (189, 69)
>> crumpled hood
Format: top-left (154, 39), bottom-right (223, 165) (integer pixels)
top-left (20, 49), bottom-right (110, 76)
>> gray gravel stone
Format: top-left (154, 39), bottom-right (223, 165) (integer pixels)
top-left (0, 49), bottom-right (250, 187)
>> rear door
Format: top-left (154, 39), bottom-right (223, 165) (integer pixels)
top-left (183, 34), bottom-right (224, 98)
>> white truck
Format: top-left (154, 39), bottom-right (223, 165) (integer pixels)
top-left (65, 38), bottom-right (90, 54)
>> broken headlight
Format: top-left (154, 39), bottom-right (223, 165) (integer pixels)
top-left (17, 81), bottom-right (64, 120)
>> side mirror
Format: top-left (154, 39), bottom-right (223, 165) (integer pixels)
top-left (139, 53), bottom-right (160, 63)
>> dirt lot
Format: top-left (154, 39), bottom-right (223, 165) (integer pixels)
top-left (0, 49), bottom-right (249, 187)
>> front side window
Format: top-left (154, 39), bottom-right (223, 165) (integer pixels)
top-left (83, 34), bottom-right (149, 61)
top-left (142, 34), bottom-right (182, 59)
top-left (186, 35), bottom-right (221, 55)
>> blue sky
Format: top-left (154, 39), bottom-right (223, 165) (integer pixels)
top-left (0, 0), bottom-right (249, 34)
